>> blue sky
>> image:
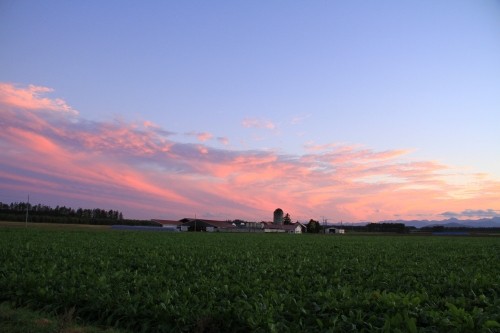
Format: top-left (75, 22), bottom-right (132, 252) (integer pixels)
top-left (1, 1), bottom-right (499, 221)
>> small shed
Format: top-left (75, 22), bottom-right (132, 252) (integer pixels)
top-left (325, 227), bottom-right (345, 234)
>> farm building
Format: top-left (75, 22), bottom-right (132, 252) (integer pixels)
top-left (149, 209), bottom-right (307, 234)
top-left (325, 227), bottom-right (345, 234)
top-left (231, 220), bottom-right (266, 232)
top-left (178, 218), bottom-right (238, 232)
top-left (262, 222), bottom-right (306, 234)
top-left (151, 219), bottom-right (184, 229)
top-left (262, 223), bottom-right (286, 233)
top-left (282, 222), bottom-right (307, 234)
top-left (273, 208), bottom-right (284, 225)
top-left (111, 225), bottom-right (179, 232)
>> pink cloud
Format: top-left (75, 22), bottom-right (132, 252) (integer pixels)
top-left (196, 132), bottom-right (213, 142)
top-left (197, 145), bottom-right (209, 154)
top-left (242, 118), bottom-right (276, 130)
top-left (184, 131), bottom-right (214, 142)
top-left (0, 83), bottom-right (77, 114)
top-left (291, 113), bottom-right (311, 125)
top-left (1, 82), bottom-right (499, 222)
top-left (217, 137), bottom-right (229, 145)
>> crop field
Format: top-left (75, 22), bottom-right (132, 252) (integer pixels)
top-left (0, 228), bottom-right (499, 332)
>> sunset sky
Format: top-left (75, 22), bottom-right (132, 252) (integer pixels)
top-left (1, 1), bottom-right (499, 222)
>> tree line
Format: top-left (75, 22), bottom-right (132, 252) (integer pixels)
top-left (285, 213), bottom-right (407, 234)
top-left (305, 220), bottom-right (411, 233)
top-left (0, 202), bottom-right (157, 226)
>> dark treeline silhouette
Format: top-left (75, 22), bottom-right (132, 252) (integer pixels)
top-left (420, 225), bottom-right (500, 233)
top-left (306, 219), bottom-right (322, 233)
top-left (0, 201), bottom-right (157, 226)
top-left (327, 223), bottom-right (412, 233)
top-left (365, 222), bottom-right (408, 233)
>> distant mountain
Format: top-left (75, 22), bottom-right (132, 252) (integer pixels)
top-left (378, 217), bottom-right (500, 228)
top-left (425, 222), bottom-right (469, 229)
top-left (323, 217), bottom-right (500, 229)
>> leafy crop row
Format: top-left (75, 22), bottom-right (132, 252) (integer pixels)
top-left (0, 229), bottom-right (499, 332)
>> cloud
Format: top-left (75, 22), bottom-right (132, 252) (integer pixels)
top-left (242, 118), bottom-right (276, 130)
top-left (291, 113), bottom-right (311, 125)
top-left (185, 131), bottom-right (214, 142)
top-left (196, 132), bottom-right (213, 142)
top-left (440, 209), bottom-right (500, 219)
top-left (1, 82), bottom-right (499, 222)
top-left (440, 211), bottom-right (460, 218)
top-left (217, 137), bottom-right (229, 145)
top-left (0, 83), bottom-right (77, 114)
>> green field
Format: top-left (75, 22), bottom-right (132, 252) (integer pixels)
top-left (0, 228), bottom-right (499, 332)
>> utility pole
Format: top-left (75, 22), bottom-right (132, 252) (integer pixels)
top-left (25, 194), bottom-right (29, 227)
top-left (194, 213), bottom-right (197, 232)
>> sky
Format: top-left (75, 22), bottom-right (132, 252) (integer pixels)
top-left (1, 1), bottom-right (499, 222)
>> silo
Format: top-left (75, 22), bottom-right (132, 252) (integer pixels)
top-left (273, 208), bottom-right (284, 225)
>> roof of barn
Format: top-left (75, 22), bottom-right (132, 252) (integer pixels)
top-left (151, 219), bottom-right (184, 226)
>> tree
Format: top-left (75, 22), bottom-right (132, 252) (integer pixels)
top-left (307, 219), bottom-right (321, 233)
top-left (283, 213), bottom-right (292, 225)
top-left (366, 223), bottom-right (407, 233)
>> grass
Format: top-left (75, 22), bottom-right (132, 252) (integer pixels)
top-left (1, 228), bottom-right (499, 332)
top-left (0, 221), bottom-right (110, 230)
top-left (0, 302), bottom-right (129, 333)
